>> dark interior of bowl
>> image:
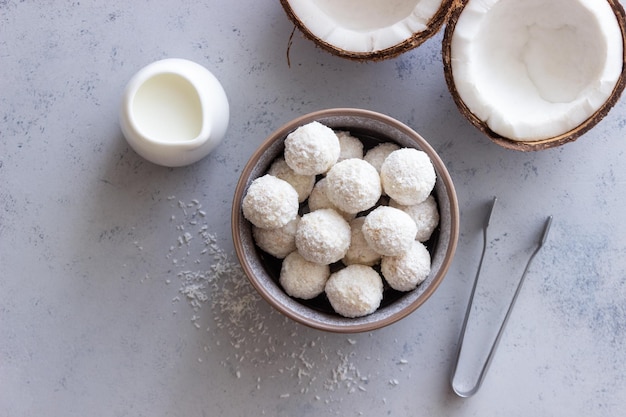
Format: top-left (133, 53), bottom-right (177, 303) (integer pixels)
top-left (233, 110), bottom-right (457, 332)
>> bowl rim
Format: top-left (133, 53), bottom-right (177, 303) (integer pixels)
top-left (231, 108), bottom-right (460, 332)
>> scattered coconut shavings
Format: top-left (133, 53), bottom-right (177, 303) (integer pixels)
top-left (132, 196), bottom-right (416, 406)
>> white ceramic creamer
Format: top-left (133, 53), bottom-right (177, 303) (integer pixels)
top-left (119, 58), bottom-right (229, 167)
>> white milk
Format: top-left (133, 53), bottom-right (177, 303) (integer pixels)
top-left (132, 73), bottom-right (203, 142)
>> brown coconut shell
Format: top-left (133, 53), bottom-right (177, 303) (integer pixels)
top-left (280, 0), bottom-right (455, 61)
top-left (442, 0), bottom-right (626, 151)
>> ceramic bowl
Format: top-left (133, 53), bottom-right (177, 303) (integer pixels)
top-left (231, 108), bottom-right (459, 333)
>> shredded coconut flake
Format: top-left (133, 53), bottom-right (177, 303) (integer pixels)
top-left (133, 196), bottom-right (407, 405)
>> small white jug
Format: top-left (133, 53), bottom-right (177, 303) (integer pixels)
top-left (119, 58), bottom-right (229, 167)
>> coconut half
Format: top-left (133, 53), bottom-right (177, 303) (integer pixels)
top-left (280, 0), bottom-right (453, 60)
top-left (443, 0), bottom-right (626, 150)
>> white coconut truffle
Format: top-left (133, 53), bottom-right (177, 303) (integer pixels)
top-left (280, 251), bottom-right (330, 300)
top-left (381, 148), bottom-right (436, 206)
top-left (242, 174), bottom-right (299, 229)
top-left (325, 158), bottom-right (382, 214)
top-left (364, 142), bottom-right (400, 173)
top-left (268, 157), bottom-right (315, 203)
top-left (252, 216), bottom-right (300, 259)
top-left (362, 206), bottom-right (417, 256)
top-left (307, 177), bottom-right (354, 221)
top-left (335, 131), bottom-right (364, 161)
top-left (284, 121), bottom-right (340, 175)
top-left (390, 195), bottom-right (440, 242)
top-left (343, 217), bottom-right (381, 267)
top-left (381, 240), bottom-right (431, 292)
top-left (325, 264), bottom-right (384, 318)
top-left (296, 208), bottom-right (351, 265)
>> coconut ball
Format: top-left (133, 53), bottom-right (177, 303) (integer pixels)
top-left (390, 195), bottom-right (440, 242)
top-left (325, 159), bottom-right (382, 214)
top-left (325, 264), bottom-right (384, 318)
top-left (307, 177), bottom-right (333, 211)
top-left (252, 216), bottom-right (300, 259)
top-left (280, 251), bottom-right (330, 300)
top-left (268, 157), bottom-right (315, 203)
top-left (284, 121), bottom-right (340, 175)
top-left (343, 217), bottom-right (381, 267)
top-left (381, 240), bottom-right (431, 292)
top-left (362, 206), bottom-right (417, 256)
top-left (307, 178), bottom-right (354, 221)
top-left (381, 148), bottom-right (436, 206)
top-left (242, 174), bottom-right (299, 229)
top-left (364, 142), bottom-right (400, 173)
top-left (296, 208), bottom-right (351, 265)
top-left (335, 131), bottom-right (364, 161)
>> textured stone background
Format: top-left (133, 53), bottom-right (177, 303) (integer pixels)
top-left (1, 1), bottom-right (625, 416)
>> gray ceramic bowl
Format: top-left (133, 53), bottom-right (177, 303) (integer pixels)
top-left (231, 108), bottom-right (459, 333)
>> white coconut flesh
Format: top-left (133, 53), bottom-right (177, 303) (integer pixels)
top-left (451, 0), bottom-right (623, 142)
top-left (286, 0), bottom-right (445, 53)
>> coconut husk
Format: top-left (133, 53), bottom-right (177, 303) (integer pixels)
top-left (442, 0), bottom-right (626, 151)
top-left (280, 0), bottom-right (455, 61)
